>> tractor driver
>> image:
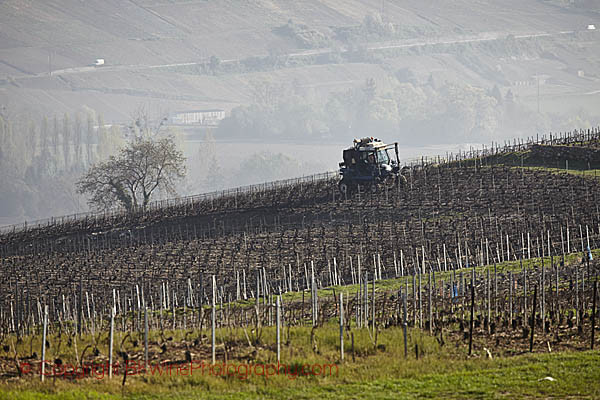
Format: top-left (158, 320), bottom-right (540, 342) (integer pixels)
top-left (358, 151), bottom-right (377, 175)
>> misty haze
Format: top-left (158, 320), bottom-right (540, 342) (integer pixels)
top-left (3, 2), bottom-right (600, 399)
top-left (1, 0), bottom-right (599, 226)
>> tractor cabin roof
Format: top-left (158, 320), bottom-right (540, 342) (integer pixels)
top-left (352, 138), bottom-right (389, 152)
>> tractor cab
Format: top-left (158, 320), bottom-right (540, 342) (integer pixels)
top-left (338, 137), bottom-right (405, 195)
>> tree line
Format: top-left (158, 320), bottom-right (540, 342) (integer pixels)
top-left (217, 74), bottom-right (599, 145)
top-left (0, 109), bottom-right (123, 223)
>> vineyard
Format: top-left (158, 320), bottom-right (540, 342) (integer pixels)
top-left (1, 128), bottom-right (600, 398)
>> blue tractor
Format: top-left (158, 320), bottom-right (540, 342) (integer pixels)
top-left (338, 137), bottom-right (407, 196)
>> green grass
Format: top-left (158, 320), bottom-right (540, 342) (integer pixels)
top-left (281, 247), bottom-right (600, 305)
top-left (512, 165), bottom-right (600, 179)
top-left (3, 349), bottom-right (599, 399)
top-left (449, 143), bottom-right (600, 177)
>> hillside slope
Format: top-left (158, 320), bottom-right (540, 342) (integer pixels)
top-left (1, 0), bottom-right (599, 121)
top-left (1, 0), bottom-right (596, 71)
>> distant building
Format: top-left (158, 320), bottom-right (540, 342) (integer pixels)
top-left (170, 109), bottom-right (226, 126)
top-left (513, 74), bottom-right (549, 87)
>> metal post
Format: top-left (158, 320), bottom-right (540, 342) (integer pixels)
top-left (310, 268), bottom-right (317, 327)
top-left (468, 284), bottom-right (474, 356)
top-left (276, 296), bottom-right (281, 363)
top-left (402, 293), bottom-right (408, 358)
top-left (429, 270), bottom-right (433, 334)
top-left (339, 293), bottom-right (344, 362)
top-left (592, 281), bottom-right (597, 350)
top-left (371, 275), bottom-right (376, 335)
top-left (144, 306), bottom-right (149, 370)
top-left (211, 275), bottom-right (216, 364)
top-left (41, 305), bottom-right (48, 382)
top-left (109, 307), bottom-right (115, 379)
top-left (78, 276), bottom-right (83, 336)
top-left (530, 285), bottom-right (537, 352)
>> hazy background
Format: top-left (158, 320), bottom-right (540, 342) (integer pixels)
top-left (1, 0), bottom-right (600, 225)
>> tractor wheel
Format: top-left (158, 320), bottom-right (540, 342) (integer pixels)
top-left (338, 180), bottom-right (353, 197)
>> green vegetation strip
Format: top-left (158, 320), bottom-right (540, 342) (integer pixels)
top-left (279, 248), bottom-right (600, 303)
top-left (3, 351), bottom-right (599, 399)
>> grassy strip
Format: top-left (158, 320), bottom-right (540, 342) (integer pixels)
top-left (456, 145), bottom-right (600, 176)
top-left (2, 350), bottom-right (599, 399)
top-left (280, 247), bottom-right (600, 304)
top-left (504, 164), bottom-right (600, 179)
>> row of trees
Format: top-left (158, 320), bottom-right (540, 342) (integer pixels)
top-left (217, 74), bottom-right (599, 145)
top-left (272, 13), bottom-right (438, 50)
top-left (0, 109), bottom-right (125, 223)
top-left (0, 110), bottom-right (123, 176)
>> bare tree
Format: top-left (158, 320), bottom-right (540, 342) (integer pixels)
top-left (77, 136), bottom-right (186, 212)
